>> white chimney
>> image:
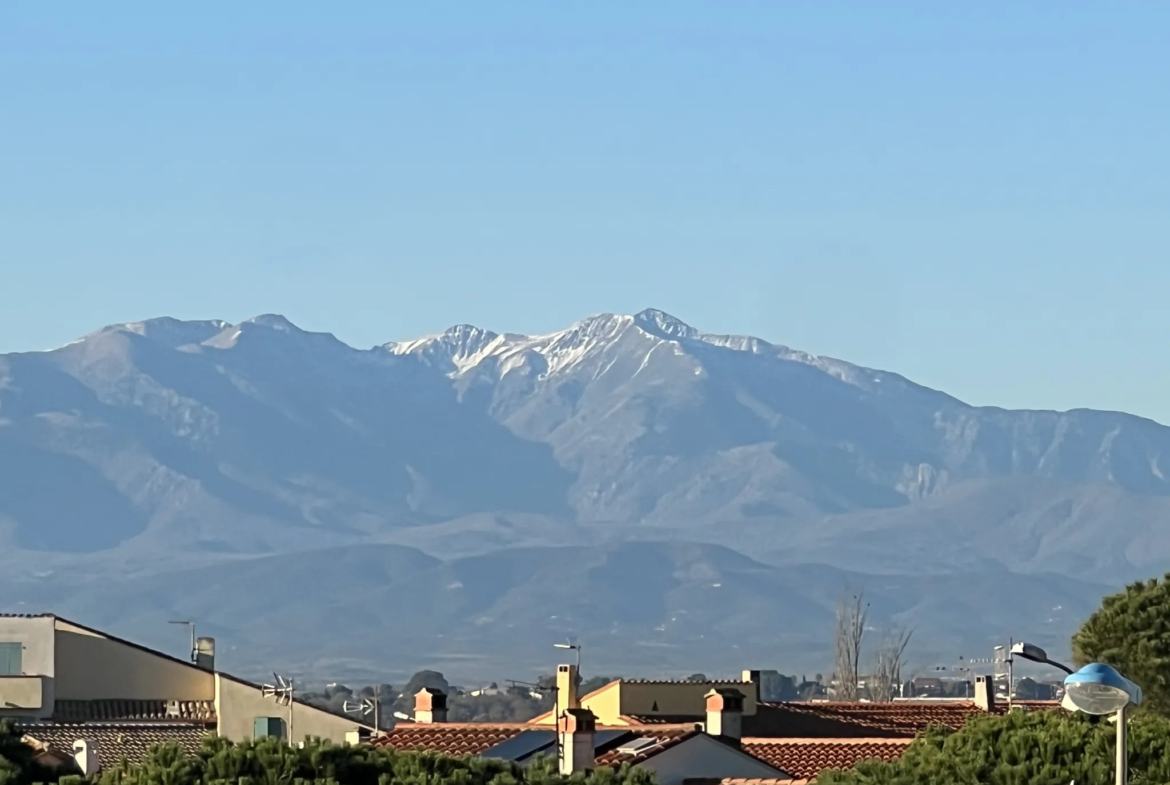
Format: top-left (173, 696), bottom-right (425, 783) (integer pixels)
top-left (974, 675), bottom-right (996, 712)
top-left (558, 708), bottom-right (596, 776)
top-left (195, 637), bottom-right (216, 671)
top-left (705, 688), bottom-right (745, 741)
top-left (73, 739), bottom-right (102, 776)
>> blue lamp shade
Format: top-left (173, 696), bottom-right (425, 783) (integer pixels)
top-left (1063, 663), bottom-right (1143, 715)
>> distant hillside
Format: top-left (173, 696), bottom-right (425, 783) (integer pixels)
top-left (0, 542), bottom-right (1109, 683)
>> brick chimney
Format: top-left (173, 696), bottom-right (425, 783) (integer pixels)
top-left (414, 688), bottom-right (448, 723)
top-left (557, 663), bottom-right (580, 710)
top-left (558, 707), bottom-right (596, 776)
top-left (705, 688), bottom-right (744, 741)
top-left (973, 675), bottom-right (995, 712)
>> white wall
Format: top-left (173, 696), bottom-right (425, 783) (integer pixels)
top-left (215, 675), bottom-right (366, 745)
top-left (0, 617), bottom-right (56, 718)
top-left (53, 620), bottom-right (214, 701)
top-left (636, 735), bottom-right (790, 785)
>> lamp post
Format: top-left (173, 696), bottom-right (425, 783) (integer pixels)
top-left (554, 641), bottom-right (582, 673)
top-left (1063, 663), bottom-right (1143, 785)
top-left (1010, 642), bottom-right (1075, 675)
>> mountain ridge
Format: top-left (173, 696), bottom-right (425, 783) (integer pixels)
top-left (3, 307), bottom-right (1165, 677)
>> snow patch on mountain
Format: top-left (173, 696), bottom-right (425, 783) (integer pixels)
top-left (384, 308), bottom-right (880, 392)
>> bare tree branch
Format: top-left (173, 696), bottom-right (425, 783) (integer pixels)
top-left (833, 590), bottom-right (868, 702)
top-left (869, 624), bottom-right (914, 702)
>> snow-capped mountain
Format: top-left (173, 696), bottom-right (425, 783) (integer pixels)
top-left (2, 309), bottom-right (1170, 584)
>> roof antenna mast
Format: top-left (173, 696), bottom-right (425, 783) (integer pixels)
top-left (168, 620), bottom-right (196, 663)
top-left (262, 672), bottom-right (295, 743)
top-left (343, 685), bottom-right (381, 731)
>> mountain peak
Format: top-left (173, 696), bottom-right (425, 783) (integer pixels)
top-left (633, 308), bottom-right (697, 340)
top-left (77, 317), bottom-right (232, 350)
top-left (244, 314), bottom-right (301, 332)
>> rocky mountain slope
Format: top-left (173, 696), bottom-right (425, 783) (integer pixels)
top-left (2, 309), bottom-right (1167, 580)
top-left (1, 308), bottom-right (1167, 678)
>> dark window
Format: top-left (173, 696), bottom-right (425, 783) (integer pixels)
top-left (0, 643), bottom-right (22, 675)
top-left (253, 716), bottom-right (285, 740)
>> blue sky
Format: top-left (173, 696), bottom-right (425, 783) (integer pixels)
top-left (2, 3), bottom-right (1168, 421)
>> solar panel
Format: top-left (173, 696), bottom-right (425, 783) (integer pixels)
top-left (478, 730), bottom-right (556, 762)
top-left (615, 737), bottom-right (660, 754)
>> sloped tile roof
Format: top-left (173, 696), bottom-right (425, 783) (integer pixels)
top-left (375, 724), bottom-right (529, 756)
top-left (0, 613), bottom-right (54, 618)
top-left (742, 738), bottom-right (913, 778)
top-left (20, 722), bottom-right (212, 768)
top-left (622, 679), bottom-right (753, 686)
top-left (721, 778), bottom-right (812, 785)
top-left (375, 723), bottom-right (702, 767)
top-left (53, 700), bottom-right (217, 723)
top-left (741, 701), bottom-right (1059, 738)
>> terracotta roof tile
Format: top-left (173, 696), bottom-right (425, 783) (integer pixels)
top-left (53, 700), bottom-right (217, 723)
top-left (374, 724), bottom-right (529, 757)
top-left (622, 679), bottom-right (753, 686)
top-left (742, 701), bottom-right (1060, 738)
top-left (374, 724), bottom-right (703, 767)
top-left (743, 738), bottom-right (913, 778)
top-left (0, 613), bottom-right (54, 618)
top-left (721, 778), bottom-right (813, 785)
top-left (20, 722), bottom-right (212, 768)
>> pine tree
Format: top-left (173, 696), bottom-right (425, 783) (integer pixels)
top-left (1072, 573), bottom-right (1170, 717)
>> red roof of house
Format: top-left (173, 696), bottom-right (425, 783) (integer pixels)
top-left (735, 700), bottom-right (1061, 738)
top-left (374, 723), bottom-right (529, 756)
top-left (742, 738), bottom-right (913, 778)
top-left (374, 722), bottom-right (703, 765)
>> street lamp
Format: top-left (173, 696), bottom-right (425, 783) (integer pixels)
top-left (554, 641), bottom-right (581, 672)
top-left (1010, 642), bottom-right (1075, 675)
top-left (1063, 663), bottom-right (1143, 785)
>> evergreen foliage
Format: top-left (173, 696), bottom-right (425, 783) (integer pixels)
top-left (818, 708), bottom-right (1170, 785)
top-left (0, 730), bottom-right (655, 785)
top-left (1072, 573), bottom-right (1170, 717)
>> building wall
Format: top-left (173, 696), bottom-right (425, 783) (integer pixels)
top-left (214, 675), bottom-right (363, 745)
top-left (53, 621), bottom-right (214, 701)
top-left (0, 617), bottom-right (57, 718)
top-left (619, 682), bottom-right (758, 717)
top-left (531, 680), bottom-right (758, 726)
top-left (636, 735), bottom-right (788, 785)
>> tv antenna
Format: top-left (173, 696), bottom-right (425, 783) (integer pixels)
top-left (262, 672), bottom-right (295, 743)
top-left (343, 685), bottom-right (381, 730)
top-left (168, 620), bottom-right (197, 663)
top-left (509, 678), bottom-right (559, 768)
